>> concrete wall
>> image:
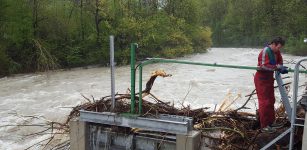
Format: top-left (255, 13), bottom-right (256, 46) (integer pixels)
top-left (70, 120), bottom-right (88, 150)
top-left (176, 130), bottom-right (201, 150)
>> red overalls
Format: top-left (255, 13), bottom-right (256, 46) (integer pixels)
top-left (254, 47), bottom-right (283, 128)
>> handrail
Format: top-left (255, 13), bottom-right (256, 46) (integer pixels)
top-left (140, 58), bottom-right (307, 73)
top-left (129, 44), bottom-right (307, 148)
top-left (129, 54), bottom-right (307, 149)
top-left (135, 58), bottom-right (307, 114)
top-left (289, 58), bottom-right (307, 149)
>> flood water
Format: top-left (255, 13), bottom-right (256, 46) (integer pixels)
top-left (0, 48), bottom-right (306, 149)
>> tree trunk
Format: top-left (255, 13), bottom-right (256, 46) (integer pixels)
top-left (95, 0), bottom-right (100, 43)
top-left (80, 0), bottom-right (84, 40)
top-left (32, 0), bottom-right (38, 37)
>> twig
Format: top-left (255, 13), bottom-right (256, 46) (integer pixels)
top-left (182, 83), bottom-right (193, 102)
top-left (80, 93), bottom-right (91, 103)
top-left (24, 137), bottom-right (53, 150)
top-left (235, 89), bottom-right (256, 112)
top-left (245, 82), bottom-right (291, 97)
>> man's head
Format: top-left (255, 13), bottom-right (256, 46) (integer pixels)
top-left (269, 37), bottom-right (285, 52)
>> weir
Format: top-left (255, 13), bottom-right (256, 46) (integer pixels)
top-left (70, 111), bottom-right (200, 150)
top-left (70, 42), bottom-right (307, 150)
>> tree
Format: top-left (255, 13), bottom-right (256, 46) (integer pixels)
top-left (0, 0), bottom-right (214, 76)
top-left (200, 0), bottom-right (228, 46)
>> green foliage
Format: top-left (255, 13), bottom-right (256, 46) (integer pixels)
top-left (284, 35), bottom-right (307, 56)
top-left (187, 26), bottom-right (212, 53)
top-left (0, 47), bottom-right (9, 76)
top-left (221, 0), bottom-right (257, 46)
top-left (165, 0), bottom-right (201, 25)
top-left (200, 0), bottom-right (307, 51)
top-left (160, 30), bottom-right (193, 58)
top-left (2, 1), bottom-right (33, 45)
top-left (2, 0), bottom-right (307, 77)
top-left (33, 39), bottom-right (58, 71)
top-left (0, 0), bottom-right (214, 77)
top-left (113, 11), bottom-right (211, 60)
top-left (200, 0), bottom-right (229, 46)
top-left (66, 46), bottom-right (85, 67)
top-left (137, 13), bottom-right (194, 58)
top-left (0, 44), bottom-right (21, 75)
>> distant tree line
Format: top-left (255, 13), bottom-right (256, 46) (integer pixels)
top-left (0, 0), bottom-right (306, 77)
top-left (202, 0), bottom-right (307, 55)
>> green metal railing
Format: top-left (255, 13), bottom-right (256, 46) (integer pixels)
top-left (130, 45), bottom-right (307, 114)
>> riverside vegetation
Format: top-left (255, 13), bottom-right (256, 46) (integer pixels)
top-left (0, 0), bottom-right (306, 77)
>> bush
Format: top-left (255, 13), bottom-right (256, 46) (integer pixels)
top-left (160, 31), bottom-right (193, 58)
top-left (115, 12), bottom-right (206, 59)
top-left (0, 45), bottom-right (20, 76)
top-left (0, 48), bottom-right (9, 77)
top-left (284, 35), bottom-right (307, 56)
top-left (66, 46), bottom-right (86, 67)
top-left (187, 26), bottom-right (212, 53)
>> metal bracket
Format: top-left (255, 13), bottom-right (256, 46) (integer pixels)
top-left (260, 128), bottom-right (292, 150)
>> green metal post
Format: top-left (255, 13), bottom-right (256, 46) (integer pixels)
top-left (139, 66), bottom-right (143, 114)
top-left (130, 43), bottom-right (136, 113)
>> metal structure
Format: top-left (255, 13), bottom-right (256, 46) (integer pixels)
top-left (110, 36), bottom-right (115, 110)
top-left (73, 41), bottom-right (306, 150)
top-left (289, 58), bottom-right (307, 149)
top-left (275, 72), bottom-right (292, 121)
top-left (132, 57), bottom-right (307, 114)
top-left (130, 43), bottom-right (137, 113)
top-left (302, 85), bottom-right (307, 150)
top-left (77, 110), bottom-right (199, 150)
top-left (129, 45), bottom-right (307, 149)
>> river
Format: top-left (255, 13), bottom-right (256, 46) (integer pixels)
top-left (0, 48), bottom-right (306, 149)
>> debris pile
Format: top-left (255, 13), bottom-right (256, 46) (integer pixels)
top-left (63, 70), bottom-right (303, 149)
top-left (12, 70), bottom-right (304, 149)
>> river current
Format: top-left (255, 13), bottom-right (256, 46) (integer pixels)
top-left (0, 48), bottom-right (306, 149)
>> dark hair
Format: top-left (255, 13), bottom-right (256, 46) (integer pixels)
top-left (270, 37), bottom-right (285, 46)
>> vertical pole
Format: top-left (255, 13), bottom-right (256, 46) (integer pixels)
top-left (303, 111), bottom-right (307, 150)
top-left (110, 36), bottom-right (115, 110)
top-left (303, 83), bottom-right (307, 150)
top-left (289, 70), bottom-right (298, 150)
top-left (139, 65), bottom-right (143, 114)
top-left (130, 43), bottom-right (136, 113)
top-left (289, 59), bottom-right (307, 149)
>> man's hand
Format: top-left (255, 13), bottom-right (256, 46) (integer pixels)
top-left (278, 65), bottom-right (289, 74)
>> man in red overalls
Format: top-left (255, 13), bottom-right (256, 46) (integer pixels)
top-left (254, 37), bottom-right (288, 133)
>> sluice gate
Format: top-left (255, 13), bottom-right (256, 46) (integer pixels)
top-left (70, 40), bottom-right (307, 150)
top-left (70, 111), bottom-right (201, 150)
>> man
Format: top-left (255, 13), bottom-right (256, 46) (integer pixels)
top-left (254, 37), bottom-right (288, 133)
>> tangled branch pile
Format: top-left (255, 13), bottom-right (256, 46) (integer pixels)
top-left (62, 70), bottom-right (303, 150)
top-left (66, 96), bottom-right (298, 149)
